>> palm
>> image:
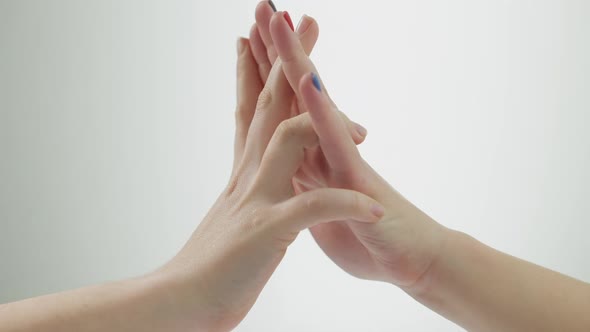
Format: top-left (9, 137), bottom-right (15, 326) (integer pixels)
top-left (290, 98), bottom-right (427, 284)
top-left (293, 158), bottom-right (381, 279)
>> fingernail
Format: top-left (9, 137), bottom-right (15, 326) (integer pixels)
top-left (371, 204), bottom-right (385, 219)
top-left (283, 11), bottom-right (295, 32)
top-left (268, 0), bottom-right (277, 12)
top-left (355, 123), bottom-right (368, 137)
top-left (311, 72), bottom-right (322, 92)
top-left (296, 14), bottom-right (312, 35)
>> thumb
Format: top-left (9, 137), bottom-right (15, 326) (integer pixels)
top-left (270, 188), bottom-right (385, 232)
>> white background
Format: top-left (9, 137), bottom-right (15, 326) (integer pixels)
top-left (1, 0), bottom-right (589, 331)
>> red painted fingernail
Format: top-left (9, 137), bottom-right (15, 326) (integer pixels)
top-left (283, 11), bottom-right (295, 31)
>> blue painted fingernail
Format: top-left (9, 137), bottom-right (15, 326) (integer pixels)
top-left (311, 72), bottom-right (322, 92)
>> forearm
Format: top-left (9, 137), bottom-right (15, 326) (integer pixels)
top-left (0, 273), bottom-right (204, 332)
top-left (406, 229), bottom-right (590, 332)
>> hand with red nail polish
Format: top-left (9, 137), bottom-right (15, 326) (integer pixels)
top-left (0, 4), bottom-right (380, 332)
top-left (150, 4), bottom-right (382, 332)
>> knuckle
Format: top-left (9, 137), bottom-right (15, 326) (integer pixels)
top-left (304, 193), bottom-right (325, 211)
top-left (276, 115), bottom-right (311, 142)
top-left (256, 87), bottom-right (273, 110)
top-left (349, 191), bottom-right (362, 211)
top-left (249, 209), bottom-right (268, 231)
top-left (275, 118), bottom-right (298, 142)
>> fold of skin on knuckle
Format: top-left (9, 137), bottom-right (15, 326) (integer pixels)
top-left (244, 206), bottom-right (269, 234)
top-left (225, 175), bottom-right (241, 198)
top-left (276, 117), bottom-right (303, 144)
top-left (256, 86), bottom-right (273, 110)
top-left (225, 158), bottom-right (261, 200)
top-left (238, 199), bottom-right (297, 249)
top-left (278, 116), bottom-right (318, 147)
top-left (304, 192), bottom-right (326, 217)
top-left (259, 204), bottom-right (299, 249)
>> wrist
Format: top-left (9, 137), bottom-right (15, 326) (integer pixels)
top-left (400, 226), bottom-right (458, 296)
top-left (153, 252), bottom-right (250, 332)
top-left (401, 228), bottom-right (475, 309)
top-left (146, 266), bottom-right (226, 332)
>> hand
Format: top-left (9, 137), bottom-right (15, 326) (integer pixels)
top-left (155, 6), bottom-right (384, 332)
top-left (237, 2), bottom-right (367, 172)
top-left (247, 1), bottom-right (369, 207)
top-left (267, 11), bottom-right (449, 289)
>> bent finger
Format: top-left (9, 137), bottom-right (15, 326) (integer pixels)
top-left (255, 113), bottom-right (318, 198)
top-left (242, 16), bottom-right (320, 164)
top-left (272, 189), bottom-right (385, 232)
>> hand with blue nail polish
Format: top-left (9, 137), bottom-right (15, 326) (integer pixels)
top-left (259, 9), bottom-right (447, 289)
top-left (266, 8), bottom-right (590, 332)
top-left (0, 4), bottom-right (380, 332)
top-left (152, 29), bottom-right (384, 331)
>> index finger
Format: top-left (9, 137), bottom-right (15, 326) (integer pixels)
top-left (299, 72), bottom-right (362, 174)
top-left (270, 11), bottom-right (362, 174)
top-left (269, 12), bottom-right (322, 100)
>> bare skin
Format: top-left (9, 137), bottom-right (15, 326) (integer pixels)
top-left (1, 2), bottom-right (589, 332)
top-left (264, 8), bottom-right (590, 332)
top-left (0, 7), bottom-right (378, 332)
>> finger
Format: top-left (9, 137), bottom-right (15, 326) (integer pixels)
top-left (255, 1), bottom-right (279, 63)
top-left (254, 113), bottom-right (319, 198)
top-left (255, 110), bottom-right (368, 196)
top-left (256, 1), bottom-right (319, 63)
top-left (242, 15), bottom-right (320, 164)
top-left (249, 24), bottom-right (272, 84)
top-left (339, 111), bottom-right (368, 145)
top-left (234, 38), bottom-right (263, 170)
top-left (269, 11), bottom-right (322, 102)
top-left (271, 189), bottom-right (385, 232)
top-left (258, 14), bottom-right (319, 107)
top-left (300, 72), bottom-right (363, 174)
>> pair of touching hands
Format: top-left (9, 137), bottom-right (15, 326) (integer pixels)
top-left (3, 2), bottom-right (588, 332)
top-left (159, 2), bottom-right (446, 331)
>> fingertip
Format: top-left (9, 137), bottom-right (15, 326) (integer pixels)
top-left (370, 203), bottom-right (385, 220)
top-left (354, 122), bottom-right (368, 137)
top-left (298, 72), bottom-right (313, 93)
top-left (300, 72), bottom-right (325, 111)
top-left (269, 11), bottom-right (296, 49)
top-left (268, 0), bottom-right (277, 12)
top-left (255, 1), bottom-right (273, 21)
top-left (357, 196), bottom-right (385, 224)
top-left (296, 14), bottom-right (316, 35)
top-left (352, 130), bottom-right (367, 145)
top-left (269, 10), bottom-right (283, 34)
top-left (237, 37), bottom-right (249, 56)
top-left (299, 72), bottom-right (321, 93)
